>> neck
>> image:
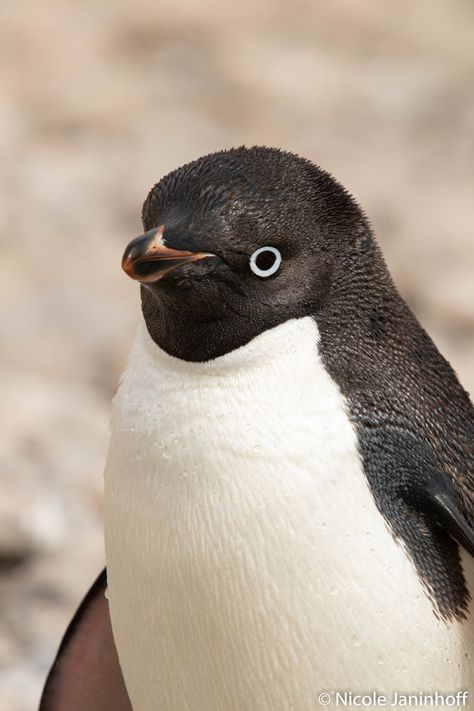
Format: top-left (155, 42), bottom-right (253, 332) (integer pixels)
top-left (136, 315), bottom-right (319, 374)
top-left (140, 285), bottom-right (300, 363)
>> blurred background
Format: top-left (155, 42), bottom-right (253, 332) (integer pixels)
top-left (1, 1), bottom-right (473, 708)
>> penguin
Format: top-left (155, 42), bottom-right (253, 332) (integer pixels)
top-left (40, 146), bottom-right (474, 711)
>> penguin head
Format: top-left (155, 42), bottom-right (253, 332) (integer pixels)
top-left (122, 146), bottom-right (378, 361)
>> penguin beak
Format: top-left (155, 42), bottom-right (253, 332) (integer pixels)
top-left (122, 226), bottom-right (215, 284)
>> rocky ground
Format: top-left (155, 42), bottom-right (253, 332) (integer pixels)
top-left (1, 1), bottom-right (473, 708)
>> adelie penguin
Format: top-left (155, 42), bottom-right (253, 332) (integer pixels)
top-left (40, 146), bottom-right (474, 711)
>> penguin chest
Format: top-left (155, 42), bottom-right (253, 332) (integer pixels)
top-left (104, 317), bottom-right (468, 711)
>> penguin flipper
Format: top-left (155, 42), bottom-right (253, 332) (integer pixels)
top-left (39, 568), bottom-right (132, 711)
top-left (358, 424), bottom-right (474, 619)
top-left (421, 479), bottom-right (474, 558)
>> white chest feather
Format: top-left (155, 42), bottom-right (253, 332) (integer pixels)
top-left (104, 317), bottom-right (474, 711)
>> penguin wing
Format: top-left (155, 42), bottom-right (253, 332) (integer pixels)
top-left (357, 422), bottom-right (474, 619)
top-left (421, 474), bottom-right (474, 558)
top-left (39, 569), bottom-right (132, 711)
top-left (359, 424), bottom-right (474, 556)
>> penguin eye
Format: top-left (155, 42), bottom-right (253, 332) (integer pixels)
top-left (249, 246), bottom-right (282, 278)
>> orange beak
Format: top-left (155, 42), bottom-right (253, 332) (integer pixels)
top-left (122, 226), bottom-right (215, 284)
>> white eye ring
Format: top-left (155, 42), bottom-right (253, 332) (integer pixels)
top-left (249, 246), bottom-right (282, 278)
